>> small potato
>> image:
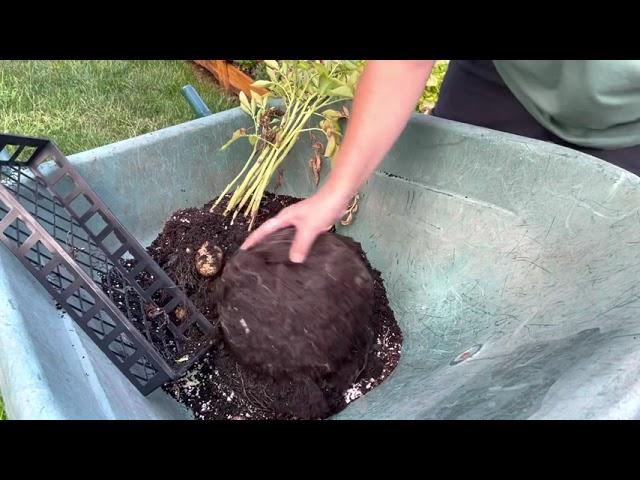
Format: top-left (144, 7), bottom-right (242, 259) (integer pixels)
top-left (195, 241), bottom-right (224, 278)
top-left (175, 306), bottom-right (188, 321)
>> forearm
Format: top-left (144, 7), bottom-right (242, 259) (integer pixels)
top-left (320, 60), bottom-right (435, 200)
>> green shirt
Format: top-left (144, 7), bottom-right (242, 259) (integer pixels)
top-left (493, 60), bottom-right (640, 149)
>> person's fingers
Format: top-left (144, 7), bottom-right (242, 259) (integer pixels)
top-left (241, 216), bottom-right (291, 250)
top-left (289, 227), bottom-right (318, 264)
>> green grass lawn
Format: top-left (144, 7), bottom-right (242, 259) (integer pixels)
top-left (0, 60), bottom-right (237, 420)
top-left (0, 60), bottom-right (237, 154)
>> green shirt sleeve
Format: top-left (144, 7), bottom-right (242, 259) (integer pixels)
top-left (493, 60), bottom-right (640, 149)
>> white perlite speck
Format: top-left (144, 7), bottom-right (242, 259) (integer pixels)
top-left (239, 318), bottom-right (250, 335)
top-left (344, 386), bottom-right (363, 404)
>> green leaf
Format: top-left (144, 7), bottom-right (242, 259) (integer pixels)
top-left (251, 80), bottom-right (272, 88)
top-left (239, 91), bottom-right (250, 111)
top-left (329, 85), bottom-right (353, 98)
top-left (250, 92), bottom-right (259, 112)
top-left (266, 67), bottom-right (277, 82)
top-left (318, 75), bottom-right (339, 95)
top-left (348, 70), bottom-right (360, 87)
top-left (220, 128), bottom-right (246, 150)
top-left (263, 60), bottom-right (279, 70)
top-left (248, 134), bottom-right (258, 146)
top-left (314, 61), bottom-right (330, 76)
top-left (240, 104), bottom-right (251, 116)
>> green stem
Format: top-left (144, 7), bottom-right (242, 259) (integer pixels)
top-left (236, 149), bottom-right (276, 211)
top-left (245, 104), bottom-right (320, 221)
top-left (212, 142), bottom-right (258, 211)
top-left (298, 127), bottom-right (328, 134)
top-left (319, 98), bottom-right (349, 108)
top-left (224, 146), bottom-right (270, 213)
top-left (223, 95), bottom-right (309, 214)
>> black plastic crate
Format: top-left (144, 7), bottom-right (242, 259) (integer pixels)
top-left (0, 133), bottom-right (217, 395)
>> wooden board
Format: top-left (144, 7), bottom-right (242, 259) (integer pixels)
top-left (194, 60), bottom-right (268, 97)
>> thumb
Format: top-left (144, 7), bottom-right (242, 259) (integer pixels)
top-left (289, 227), bottom-right (318, 263)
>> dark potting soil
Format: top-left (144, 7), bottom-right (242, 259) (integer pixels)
top-left (108, 193), bottom-right (402, 419)
top-left (216, 227), bottom-right (378, 418)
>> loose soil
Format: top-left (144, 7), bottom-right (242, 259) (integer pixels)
top-left (110, 193), bottom-right (403, 419)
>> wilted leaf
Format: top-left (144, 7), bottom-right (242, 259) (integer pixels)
top-left (330, 145), bottom-right (340, 169)
top-left (274, 169), bottom-right (284, 192)
top-left (324, 135), bottom-right (336, 157)
top-left (309, 142), bottom-right (323, 186)
top-left (309, 155), bottom-right (321, 186)
top-left (323, 109), bottom-right (343, 120)
top-left (340, 194), bottom-right (359, 226)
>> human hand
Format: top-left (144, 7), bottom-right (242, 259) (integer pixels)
top-left (241, 189), bottom-right (351, 263)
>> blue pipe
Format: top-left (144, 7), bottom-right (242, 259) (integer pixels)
top-left (181, 84), bottom-right (212, 118)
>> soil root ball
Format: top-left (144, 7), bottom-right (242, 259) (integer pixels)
top-left (217, 227), bottom-right (375, 387)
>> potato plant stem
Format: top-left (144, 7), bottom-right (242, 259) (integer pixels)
top-left (215, 60), bottom-right (363, 229)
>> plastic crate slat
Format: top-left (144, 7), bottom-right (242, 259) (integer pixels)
top-left (0, 133), bottom-right (216, 396)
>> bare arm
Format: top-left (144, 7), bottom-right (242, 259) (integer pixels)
top-left (320, 60), bottom-right (435, 201)
top-left (242, 60), bottom-right (436, 262)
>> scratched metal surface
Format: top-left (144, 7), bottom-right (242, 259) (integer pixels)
top-left (1, 109), bottom-right (639, 419)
